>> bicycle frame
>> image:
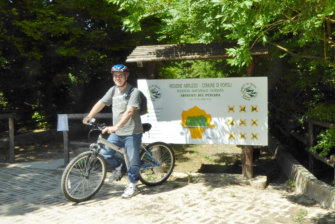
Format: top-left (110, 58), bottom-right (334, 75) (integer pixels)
top-left (141, 150), bottom-right (161, 169)
top-left (87, 120), bottom-right (162, 173)
top-left (95, 135), bottom-right (131, 171)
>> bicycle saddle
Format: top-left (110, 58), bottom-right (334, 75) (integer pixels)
top-left (142, 123), bottom-right (151, 133)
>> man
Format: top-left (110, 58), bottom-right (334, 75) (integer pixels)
top-left (83, 64), bottom-right (143, 198)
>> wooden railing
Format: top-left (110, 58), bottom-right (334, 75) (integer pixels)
top-left (270, 105), bottom-right (335, 184)
top-left (0, 113), bottom-right (16, 162)
top-left (57, 113), bottom-right (112, 165)
top-left (307, 121), bottom-right (335, 175)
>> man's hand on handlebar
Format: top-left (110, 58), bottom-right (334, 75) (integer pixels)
top-left (83, 116), bottom-right (92, 124)
top-left (83, 117), bottom-right (115, 133)
top-left (102, 126), bottom-right (118, 134)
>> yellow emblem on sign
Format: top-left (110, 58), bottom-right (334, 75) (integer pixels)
top-left (181, 106), bottom-right (215, 139)
top-left (228, 132), bottom-right (235, 140)
top-left (239, 119), bottom-right (247, 126)
top-left (251, 105), bottom-right (258, 112)
top-left (251, 133), bottom-right (258, 140)
top-left (240, 133), bottom-right (247, 140)
top-left (228, 119), bottom-right (236, 127)
top-left (251, 119), bottom-right (258, 126)
top-left (228, 105), bottom-right (235, 113)
top-left (239, 105), bottom-right (247, 113)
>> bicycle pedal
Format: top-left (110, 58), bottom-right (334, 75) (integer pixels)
top-left (109, 170), bottom-right (123, 182)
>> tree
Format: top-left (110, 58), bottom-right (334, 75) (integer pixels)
top-left (0, 0), bottom-right (140, 129)
top-left (109, 0), bottom-right (335, 67)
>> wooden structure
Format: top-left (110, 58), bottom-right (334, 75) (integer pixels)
top-left (58, 113), bottom-right (113, 165)
top-left (271, 104), bottom-right (335, 185)
top-left (126, 43), bottom-right (269, 179)
top-left (308, 120), bottom-right (335, 184)
top-left (126, 43), bottom-right (268, 80)
top-left (0, 113), bottom-right (15, 162)
top-left (126, 43), bottom-right (268, 62)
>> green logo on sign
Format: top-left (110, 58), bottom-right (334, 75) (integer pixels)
top-left (149, 85), bottom-right (161, 101)
top-left (241, 83), bottom-right (258, 100)
top-left (185, 115), bottom-right (210, 128)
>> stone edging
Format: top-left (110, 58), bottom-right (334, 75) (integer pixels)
top-left (276, 144), bottom-right (335, 209)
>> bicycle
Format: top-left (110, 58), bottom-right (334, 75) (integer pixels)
top-left (61, 119), bottom-right (175, 202)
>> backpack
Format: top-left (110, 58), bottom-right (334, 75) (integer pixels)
top-left (119, 86), bottom-right (147, 115)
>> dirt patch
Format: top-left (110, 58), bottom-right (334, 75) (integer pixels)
top-left (173, 144), bottom-right (242, 173)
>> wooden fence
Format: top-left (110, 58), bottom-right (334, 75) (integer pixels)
top-left (58, 113), bottom-right (112, 165)
top-left (270, 105), bottom-right (335, 185)
top-left (307, 120), bottom-right (335, 182)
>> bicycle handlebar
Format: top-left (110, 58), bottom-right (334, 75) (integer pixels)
top-left (86, 118), bottom-right (106, 130)
top-left (85, 118), bottom-right (152, 135)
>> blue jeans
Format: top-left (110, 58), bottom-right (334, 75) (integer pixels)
top-left (99, 133), bottom-right (142, 184)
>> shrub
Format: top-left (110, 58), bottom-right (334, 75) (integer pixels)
top-left (311, 128), bottom-right (335, 158)
top-left (306, 103), bottom-right (335, 123)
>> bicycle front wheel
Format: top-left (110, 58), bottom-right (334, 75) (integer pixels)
top-left (61, 151), bottom-right (106, 202)
top-left (139, 142), bottom-right (175, 186)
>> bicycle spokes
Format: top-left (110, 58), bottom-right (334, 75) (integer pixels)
top-left (139, 143), bottom-right (175, 186)
top-left (141, 150), bottom-right (161, 169)
top-left (61, 151), bottom-right (106, 202)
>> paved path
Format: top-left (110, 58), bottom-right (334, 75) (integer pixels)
top-left (0, 159), bottom-right (335, 224)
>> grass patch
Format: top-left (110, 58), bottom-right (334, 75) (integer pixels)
top-left (292, 209), bottom-right (308, 223)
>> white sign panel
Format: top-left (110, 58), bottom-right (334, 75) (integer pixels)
top-left (138, 77), bottom-right (268, 146)
top-left (57, 114), bottom-right (69, 131)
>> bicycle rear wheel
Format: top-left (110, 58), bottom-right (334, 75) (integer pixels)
top-left (139, 142), bottom-right (175, 186)
top-left (61, 151), bottom-right (106, 202)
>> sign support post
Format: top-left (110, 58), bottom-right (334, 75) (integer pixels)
top-left (242, 59), bottom-right (256, 179)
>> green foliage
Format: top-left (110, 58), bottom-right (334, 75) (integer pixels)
top-left (0, 0), bottom-right (143, 129)
top-left (109, 0), bottom-right (335, 68)
top-left (0, 92), bottom-right (8, 110)
top-left (311, 128), bottom-right (335, 158)
top-left (32, 111), bottom-right (48, 129)
top-left (270, 48), bottom-right (335, 127)
top-left (158, 60), bottom-right (243, 79)
top-left (292, 209), bottom-right (308, 224)
top-left (306, 103), bottom-right (335, 122)
top-left (286, 179), bottom-right (296, 188)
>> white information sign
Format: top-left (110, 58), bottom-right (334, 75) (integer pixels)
top-left (138, 77), bottom-right (268, 146)
top-left (57, 114), bottom-right (69, 131)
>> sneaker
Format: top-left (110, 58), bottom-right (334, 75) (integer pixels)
top-left (122, 185), bottom-right (137, 198)
top-left (109, 166), bottom-right (123, 182)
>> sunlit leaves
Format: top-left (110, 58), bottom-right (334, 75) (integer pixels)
top-left (109, 0), bottom-right (335, 68)
top-left (0, 0), bottom-right (136, 127)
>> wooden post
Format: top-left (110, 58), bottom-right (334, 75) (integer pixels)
top-left (63, 131), bottom-right (69, 165)
top-left (242, 146), bottom-right (254, 179)
top-left (246, 59), bottom-right (255, 77)
top-left (147, 62), bottom-right (157, 79)
top-left (0, 114), bottom-right (15, 163)
top-left (241, 58), bottom-right (255, 179)
top-left (9, 117), bottom-right (15, 163)
top-left (58, 113), bottom-right (113, 165)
